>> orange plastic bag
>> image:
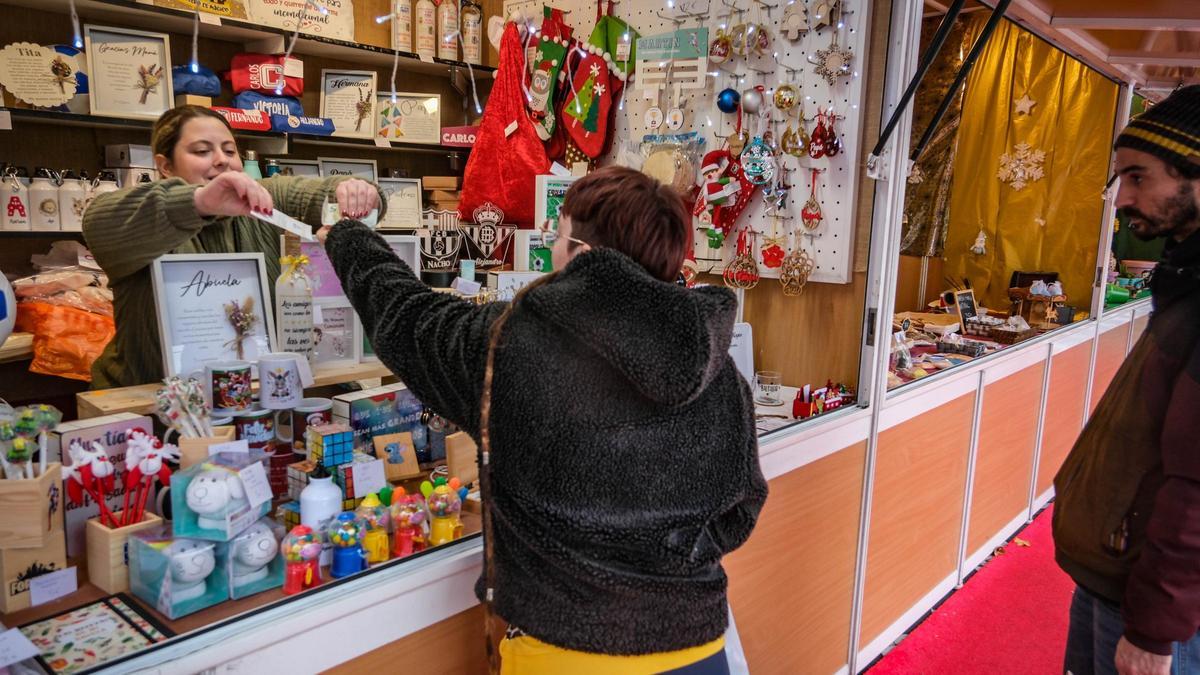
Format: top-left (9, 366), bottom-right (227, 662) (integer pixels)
top-left (15, 302), bottom-right (115, 382)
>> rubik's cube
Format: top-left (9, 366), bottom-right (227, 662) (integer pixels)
top-left (342, 496), bottom-right (365, 511)
top-left (333, 453), bottom-right (376, 500)
top-left (276, 501), bottom-right (301, 530)
top-left (287, 460), bottom-right (318, 501)
top-left (309, 423), bottom-right (354, 468)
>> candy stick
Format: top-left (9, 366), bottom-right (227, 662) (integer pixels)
top-left (184, 379), bottom-right (213, 437)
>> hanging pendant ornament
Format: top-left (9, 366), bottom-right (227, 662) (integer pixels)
top-left (710, 27), bottom-right (733, 64)
top-left (761, 228), bottom-right (786, 269)
top-left (780, 1), bottom-right (809, 41)
top-left (780, 244), bottom-right (815, 296)
top-left (723, 230), bottom-right (761, 290)
top-left (666, 107), bottom-right (685, 130)
top-left (796, 107), bottom-right (812, 157)
top-left (801, 169), bottom-right (824, 231)
top-left (808, 110), bottom-right (828, 159)
top-left (750, 22), bottom-right (771, 57)
top-left (717, 88), bottom-right (741, 114)
top-left (741, 137), bottom-right (776, 187)
top-left (730, 22), bottom-right (749, 58)
top-left (645, 106), bottom-right (664, 129)
top-left (741, 87), bottom-right (764, 115)
top-left (811, 0), bottom-right (839, 31)
top-left (781, 123), bottom-right (801, 156)
top-left (774, 85), bottom-right (798, 113)
top-left (813, 13), bottom-right (853, 86)
top-left (825, 111), bottom-right (843, 157)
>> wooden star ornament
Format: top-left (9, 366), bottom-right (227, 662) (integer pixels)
top-left (1014, 94), bottom-right (1037, 116)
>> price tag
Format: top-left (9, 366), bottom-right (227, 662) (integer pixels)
top-left (283, 57), bottom-right (304, 78)
top-left (208, 439), bottom-right (250, 456)
top-left (198, 12), bottom-right (222, 25)
top-left (250, 209), bottom-right (315, 241)
top-left (549, 162), bottom-right (571, 177)
top-left (351, 459), bottom-right (387, 496)
top-left (30, 567), bottom-right (77, 607)
top-left (238, 462), bottom-right (274, 508)
top-left (374, 137), bottom-right (391, 148)
top-left (616, 40), bottom-right (631, 62)
top-left (504, 120), bottom-right (518, 137)
top-left (0, 629), bottom-right (39, 667)
top-left (419, 53), bottom-right (435, 64)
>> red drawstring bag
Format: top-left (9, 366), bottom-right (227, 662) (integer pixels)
top-left (459, 24), bottom-right (550, 227)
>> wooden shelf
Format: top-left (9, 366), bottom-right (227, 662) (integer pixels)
top-left (76, 361), bottom-right (396, 418)
top-left (0, 230), bottom-right (86, 239)
top-left (0, 0), bottom-right (494, 78)
top-left (1, 108), bottom-right (471, 155)
top-left (0, 332), bottom-right (33, 363)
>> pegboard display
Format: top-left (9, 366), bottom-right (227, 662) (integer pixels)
top-left (507, 0), bottom-right (870, 285)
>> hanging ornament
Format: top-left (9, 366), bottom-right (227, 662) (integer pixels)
top-left (666, 106), bottom-right (685, 130)
top-left (780, 243), bottom-right (815, 296)
top-left (812, 15), bottom-right (853, 86)
top-left (741, 87), bottom-right (764, 115)
top-left (970, 228), bottom-right (987, 255)
top-left (780, 123), bottom-right (803, 156)
top-left (780, 2), bottom-right (809, 41)
top-left (825, 111), bottom-right (843, 157)
top-left (741, 136), bottom-right (777, 187)
top-left (1014, 94), bottom-right (1037, 116)
top-left (774, 85), bottom-right (798, 113)
top-left (761, 231), bottom-right (786, 269)
top-left (710, 27), bottom-right (733, 64)
top-left (795, 108), bottom-right (812, 157)
top-left (808, 111), bottom-right (828, 159)
top-left (645, 106), bottom-right (664, 129)
top-left (723, 230), bottom-right (761, 290)
top-left (997, 143), bottom-right (1046, 191)
top-left (801, 169), bottom-right (824, 231)
top-left (727, 129), bottom-right (749, 155)
top-left (716, 88), bottom-right (741, 114)
top-left (810, 0), bottom-right (839, 31)
top-left (750, 22), bottom-right (771, 56)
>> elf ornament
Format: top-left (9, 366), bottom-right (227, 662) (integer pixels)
top-left (700, 150), bottom-right (742, 227)
top-left (528, 8), bottom-right (573, 141)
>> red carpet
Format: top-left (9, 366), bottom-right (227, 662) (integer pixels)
top-left (868, 506), bottom-right (1075, 674)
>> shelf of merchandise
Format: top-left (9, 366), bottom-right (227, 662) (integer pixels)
top-left (0, 0), bottom-right (496, 79)
top-left (0, 332), bottom-right (33, 363)
top-left (0, 108), bottom-right (471, 155)
top-left (0, 230), bottom-right (86, 238)
top-left (76, 360), bottom-right (397, 418)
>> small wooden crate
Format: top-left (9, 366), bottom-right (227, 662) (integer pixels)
top-left (179, 426), bottom-right (237, 469)
top-left (0, 463), bottom-right (64, 550)
top-left (85, 511), bottom-right (164, 594)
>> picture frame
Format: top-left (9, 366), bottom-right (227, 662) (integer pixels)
top-left (272, 159), bottom-right (321, 178)
top-left (150, 253), bottom-right (277, 378)
top-left (375, 92), bottom-right (442, 145)
top-left (953, 289), bottom-right (978, 322)
top-left (85, 25), bottom-right (173, 120)
top-left (359, 235), bottom-right (420, 363)
top-left (377, 177), bottom-right (424, 230)
top-left (372, 432), bottom-right (421, 481)
top-left (313, 298), bottom-right (361, 370)
top-left (535, 175), bottom-right (579, 229)
top-left (279, 236), bottom-right (346, 299)
top-left (320, 69), bottom-right (377, 139)
top-left (317, 157), bottom-right (378, 181)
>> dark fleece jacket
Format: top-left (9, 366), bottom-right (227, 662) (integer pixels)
top-left (326, 220), bottom-right (768, 656)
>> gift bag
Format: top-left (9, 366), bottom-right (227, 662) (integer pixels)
top-left (459, 23), bottom-right (550, 227)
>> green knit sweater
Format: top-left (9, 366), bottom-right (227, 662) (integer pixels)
top-left (83, 175), bottom-right (355, 389)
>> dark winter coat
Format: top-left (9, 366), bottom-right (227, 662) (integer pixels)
top-left (326, 220), bottom-right (768, 656)
top-left (1054, 229), bottom-right (1200, 655)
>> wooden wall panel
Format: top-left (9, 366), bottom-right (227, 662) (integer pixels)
top-left (861, 393), bottom-right (975, 645)
top-left (1090, 326), bottom-right (1130, 415)
top-left (896, 255), bottom-right (923, 313)
top-left (967, 362), bottom-right (1045, 555)
top-left (1132, 313), bottom-right (1150, 344)
top-left (325, 606), bottom-right (489, 675)
top-left (726, 443), bottom-right (866, 675)
top-left (1036, 342), bottom-right (1093, 495)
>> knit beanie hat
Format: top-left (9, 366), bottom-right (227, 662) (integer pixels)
top-left (1115, 85), bottom-right (1200, 172)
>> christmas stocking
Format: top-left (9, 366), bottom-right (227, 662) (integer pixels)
top-left (560, 1), bottom-right (637, 159)
top-left (528, 8), bottom-right (572, 141)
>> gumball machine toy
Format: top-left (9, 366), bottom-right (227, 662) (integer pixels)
top-left (422, 477), bottom-right (464, 547)
top-left (281, 525), bottom-right (323, 595)
top-left (356, 494), bottom-right (391, 564)
top-left (390, 490), bottom-right (429, 559)
top-left (327, 512), bottom-right (369, 578)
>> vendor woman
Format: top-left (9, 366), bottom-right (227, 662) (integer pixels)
top-left (83, 105), bottom-right (383, 389)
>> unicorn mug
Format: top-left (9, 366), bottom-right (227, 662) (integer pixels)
top-left (257, 353), bottom-right (314, 410)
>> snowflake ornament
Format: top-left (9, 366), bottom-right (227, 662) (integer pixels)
top-left (997, 143), bottom-right (1046, 191)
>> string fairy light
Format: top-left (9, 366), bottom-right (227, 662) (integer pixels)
top-left (68, 0), bottom-right (82, 49)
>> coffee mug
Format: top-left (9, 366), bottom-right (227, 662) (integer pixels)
top-left (234, 407), bottom-right (277, 451)
top-left (189, 361), bottom-right (253, 414)
top-left (257, 352), bottom-right (315, 410)
top-left (279, 398), bottom-right (333, 452)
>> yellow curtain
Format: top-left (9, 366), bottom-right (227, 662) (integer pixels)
top-left (943, 17), bottom-right (1119, 312)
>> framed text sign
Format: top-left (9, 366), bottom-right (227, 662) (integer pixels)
top-left (375, 92), bottom-right (441, 145)
top-left (151, 253), bottom-right (277, 377)
top-left (378, 177), bottom-right (423, 229)
top-left (954, 289), bottom-right (978, 322)
top-left (320, 69), bottom-right (377, 139)
top-left (85, 25), bottom-right (173, 120)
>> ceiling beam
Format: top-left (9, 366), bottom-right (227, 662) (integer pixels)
top-left (1004, 0), bottom-right (1146, 84)
top-left (1049, 16), bottom-right (1200, 31)
top-left (1108, 50), bottom-right (1200, 67)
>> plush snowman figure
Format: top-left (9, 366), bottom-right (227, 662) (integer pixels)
top-left (231, 521), bottom-right (279, 587)
top-left (185, 468), bottom-right (248, 530)
top-left (169, 540), bottom-right (216, 603)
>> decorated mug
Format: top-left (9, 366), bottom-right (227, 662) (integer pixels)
top-left (189, 361), bottom-right (253, 414)
top-left (279, 397), bottom-right (333, 453)
top-left (257, 352), bottom-right (314, 410)
top-left (234, 407), bottom-right (277, 451)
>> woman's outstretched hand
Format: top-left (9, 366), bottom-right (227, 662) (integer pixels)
top-left (336, 178), bottom-right (381, 220)
top-left (193, 172), bottom-right (274, 218)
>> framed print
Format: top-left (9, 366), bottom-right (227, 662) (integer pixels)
top-left (278, 236), bottom-right (345, 298)
top-left (320, 69), bottom-right (377, 139)
top-left (273, 159), bottom-right (321, 177)
top-left (85, 25), bottom-right (173, 120)
top-left (378, 177), bottom-right (424, 229)
top-left (313, 298), bottom-right (361, 369)
top-left (535, 175), bottom-right (578, 229)
top-left (317, 157), bottom-right (378, 181)
top-left (376, 92), bottom-right (441, 145)
top-left (151, 253), bottom-right (277, 378)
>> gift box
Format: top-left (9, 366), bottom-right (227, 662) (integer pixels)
top-left (128, 527), bottom-right (228, 619)
top-left (225, 518), bottom-right (284, 599)
top-left (332, 385), bottom-right (429, 460)
top-left (170, 452), bottom-right (272, 541)
top-left (0, 462), bottom-right (64, 550)
top-left (85, 510), bottom-right (163, 594)
top-left (0, 532), bottom-right (67, 612)
top-left (332, 453), bottom-right (379, 499)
